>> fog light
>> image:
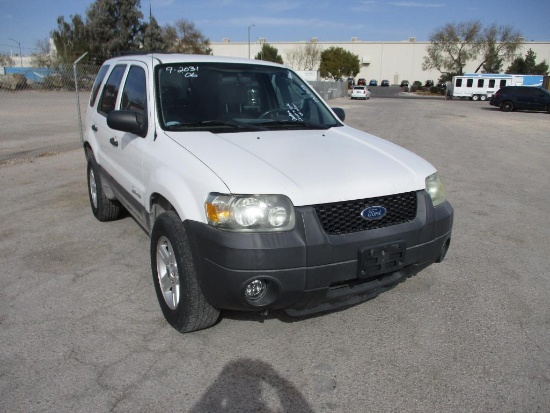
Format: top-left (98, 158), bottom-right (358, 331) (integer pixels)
top-left (244, 279), bottom-right (267, 301)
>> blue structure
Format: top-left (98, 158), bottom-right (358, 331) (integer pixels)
top-left (464, 73), bottom-right (543, 87)
top-left (4, 67), bottom-right (53, 83)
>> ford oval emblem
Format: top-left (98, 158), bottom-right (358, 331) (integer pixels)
top-left (361, 206), bottom-right (387, 221)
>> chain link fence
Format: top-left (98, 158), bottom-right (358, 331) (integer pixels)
top-left (0, 60), bottom-right (100, 163)
top-left (0, 58), bottom-right (347, 164)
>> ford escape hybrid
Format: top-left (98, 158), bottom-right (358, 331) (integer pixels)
top-left (84, 54), bottom-right (453, 332)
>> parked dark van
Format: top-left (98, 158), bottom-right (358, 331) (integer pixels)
top-left (490, 86), bottom-right (550, 113)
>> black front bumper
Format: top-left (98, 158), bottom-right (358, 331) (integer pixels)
top-left (185, 191), bottom-right (453, 316)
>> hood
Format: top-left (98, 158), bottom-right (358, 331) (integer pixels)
top-left (164, 126), bottom-right (436, 206)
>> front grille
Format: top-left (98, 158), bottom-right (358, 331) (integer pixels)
top-left (312, 192), bottom-right (417, 235)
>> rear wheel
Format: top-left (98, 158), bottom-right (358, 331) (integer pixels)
top-left (151, 211), bottom-right (220, 332)
top-left (480, 95), bottom-right (487, 101)
top-left (87, 157), bottom-right (122, 221)
top-left (501, 101), bottom-right (514, 112)
top-left (472, 95), bottom-right (479, 101)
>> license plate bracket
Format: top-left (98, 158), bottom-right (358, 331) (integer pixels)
top-left (357, 241), bottom-right (406, 279)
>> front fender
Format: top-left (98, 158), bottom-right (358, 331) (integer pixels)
top-left (145, 156), bottom-right (229, 225)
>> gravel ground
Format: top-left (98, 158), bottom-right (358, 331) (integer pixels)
top-left (1, 95), bottom-right (549, 413)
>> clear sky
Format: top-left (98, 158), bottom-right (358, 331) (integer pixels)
top-left (1, 0), bottom-right (549, 56)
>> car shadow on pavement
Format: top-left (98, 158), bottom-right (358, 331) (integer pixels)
top-left (189, 358), bottom-right (315, 413)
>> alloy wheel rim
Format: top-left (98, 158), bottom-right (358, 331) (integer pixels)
top-left (89, 168), bottom-right (98, 209)
top-left (156, 236), bottom-right (180, 310)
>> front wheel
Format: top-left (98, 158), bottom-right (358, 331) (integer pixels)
top-left (501, 101), bottom-right (514, 112)
top-left (151, 211), bottom-right (220, 333)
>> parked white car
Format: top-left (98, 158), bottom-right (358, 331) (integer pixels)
top-left (84, 54), bottom-right (453, 332)
top-left (350, 85), bottom-right (371, 99)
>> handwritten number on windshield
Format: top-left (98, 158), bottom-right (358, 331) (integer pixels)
top-left (165, 66), bottom-right (199, 77)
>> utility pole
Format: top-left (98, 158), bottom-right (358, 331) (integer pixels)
top-left (248, 24), bottom-right (255, 59)
top-left (9, 38), bottom-right (23, 66)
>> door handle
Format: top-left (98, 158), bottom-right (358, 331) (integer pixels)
top-left (91, 124), bottom-right (98, 132)
top-left (109, 137), bottom-right (119, 147)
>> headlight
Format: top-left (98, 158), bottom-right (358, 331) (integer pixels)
top-left (205, 193), bottom-right (295, 232)
top-left (425, 172), bottom-right (446, 207)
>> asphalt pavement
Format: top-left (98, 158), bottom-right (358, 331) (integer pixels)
top-left (1, 95), bottom-right (549, 412)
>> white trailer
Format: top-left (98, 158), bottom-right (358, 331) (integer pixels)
top-left (450, 74), bottom-right (544, 101)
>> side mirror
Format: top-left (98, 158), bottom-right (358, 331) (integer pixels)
top-left (332, 107), bottom-right (345, 122)
top-left (107, 110), bottom-right (148, 138)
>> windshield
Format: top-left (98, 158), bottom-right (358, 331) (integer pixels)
top-left (155, 63), bottom-right (341, 132)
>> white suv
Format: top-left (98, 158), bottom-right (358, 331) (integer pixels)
top-left (84, 54), bottom-right (453, 332)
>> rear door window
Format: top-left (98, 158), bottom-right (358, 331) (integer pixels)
top-left (98, 64), bottom-right (127, 116)
top-left (515, 88), bottom-right (530, 97)
top-left (90, 65), bottom-right (110, 107)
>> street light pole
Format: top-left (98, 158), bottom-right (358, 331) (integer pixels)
top-left (9, 38), bottom-right (22, 66)
top-left (248, 24), bottom-right (255, 59)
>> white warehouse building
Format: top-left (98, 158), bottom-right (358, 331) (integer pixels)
top-left (210, 38), bottom-right (550, 84)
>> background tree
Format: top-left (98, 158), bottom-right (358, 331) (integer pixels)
top-left (51, 14), bottom-right (89, 64)
top-left (475, 24), bottom-right (523, 73)
top-left (86, 0), bottom-right (144, 61)
top-left (141, 16), bottom-right (166, 52)
top-left (30, 38), bottom-right (53, 68)
top-left (285, 41), bottom-right (322, 70)
top-left (255, 43), bottom-right (283, 64)
top-left (506, 48), bottom-right (549, 74)
top-left (163, 19), bottom-right (212, 54)
top-left (0, 54), bottom-right (15, 66)
top-left (319, 47), bottom-right (360, 80)
top-left (422, 20), bottom-right (483, 76)
top-left (481, 43), bottom-right (503, 73)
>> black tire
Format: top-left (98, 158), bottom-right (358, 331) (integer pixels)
top-left (501, 101), bottom-right (514, 112)
top-left (87, 157), bottom-right (122, 221)
top-left (151, 211), bottom-right (220, 333)
top-left (547, 105), bottom-right (550, 114)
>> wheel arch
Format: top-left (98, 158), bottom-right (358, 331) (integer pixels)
top-left (145, 166), bottom-right (226, 228)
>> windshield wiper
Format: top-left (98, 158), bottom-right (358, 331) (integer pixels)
top-left (164, 120), bottom-right (268, 131)
top-left (260, 119), bottom-right (332, 130)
